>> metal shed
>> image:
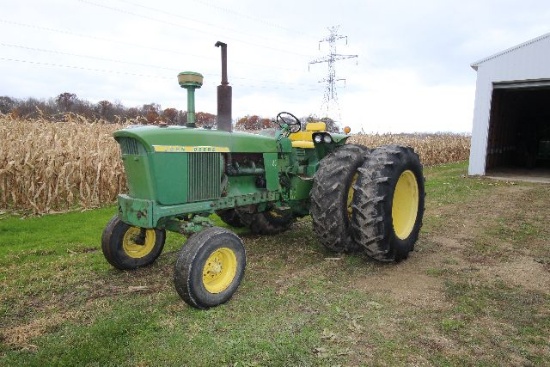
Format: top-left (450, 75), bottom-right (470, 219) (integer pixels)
top-left (469, 33), bottom-right (550, 179)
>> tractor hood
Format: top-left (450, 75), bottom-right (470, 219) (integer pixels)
top-left (113, 125), bottom-right (278, 153)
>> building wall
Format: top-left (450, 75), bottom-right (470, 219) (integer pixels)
top-left (469, 35), bottom-right (550, 175)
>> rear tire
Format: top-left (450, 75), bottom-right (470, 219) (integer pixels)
top-left (101, 215), bottom-right (166, 270)
top-left (216, 209), bottom-right (245, 228)
top-left (351, 145), bottom-right (425, 262)
top-left (174, 227), bottom-right (246, 309)
top-left (310, 144), bottom-right (369, 252)
top-left (238, 206), bottom-right (295, 235)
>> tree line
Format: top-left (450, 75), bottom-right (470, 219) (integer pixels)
top-left (0, 92), bottom-right (338, 131)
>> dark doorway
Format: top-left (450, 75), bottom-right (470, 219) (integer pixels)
top-left (485, 81), bottom-right (550, 178)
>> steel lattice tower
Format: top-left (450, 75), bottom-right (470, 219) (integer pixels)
top-left (309, 26), bottom-right (358, 120)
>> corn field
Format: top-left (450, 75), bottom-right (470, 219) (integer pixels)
top-left (1, 116), bottom-right (470, 214)
top-left (0, 115), bottom-right (125, 214)
top-left (348, 133), bottom-right (470, 166)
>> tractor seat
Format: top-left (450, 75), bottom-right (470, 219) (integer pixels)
top-left (289, 122), bottom-right (326, 149)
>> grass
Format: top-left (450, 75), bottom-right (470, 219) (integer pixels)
top-left (1, 161), bottom-right (549, 366)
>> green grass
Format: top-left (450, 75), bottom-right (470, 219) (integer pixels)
top-left (423, 162), bottom-right (490, 204)
top-left (1, 161), bottom-right (549, 366)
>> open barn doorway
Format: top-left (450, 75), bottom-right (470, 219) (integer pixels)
top-left (484, 80), bottom-right (550, 183)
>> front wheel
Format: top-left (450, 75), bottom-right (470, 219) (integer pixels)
top-left (101, 215), bottom-right (166, 270)
top-left (174, 227), bottom-right (246, 309)
top-left (351, 145), bottom-right (425, 262)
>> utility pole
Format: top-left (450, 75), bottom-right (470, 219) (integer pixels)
top-left (309, 26), bottom-right (358, 121)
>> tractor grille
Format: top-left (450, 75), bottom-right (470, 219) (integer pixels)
top-left (188, 153), bottom-right (221, 202)
top-left (117, 137), bottom-right (142, 155)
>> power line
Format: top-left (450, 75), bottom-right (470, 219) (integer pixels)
top-left (0, 42), bottom-right (176, 73)
top-left (0, 3), bottom-right (323, 100)
top-left (78, 0), bottom-right (314, 58)
top-left (0, 57), bottom-right (171, 79)
top-left (188, 0), bottom-right (317, 39)
top-left (115, 0), bottom-right (302, 49)
top-left (0, 19), bottom-right (207, 59)
top-left (0, 19), bottom-right (304, 72)
top-left (0, 56), bottom-right (319, 90)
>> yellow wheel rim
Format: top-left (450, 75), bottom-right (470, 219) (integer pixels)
top-left (202, 247), bottom-right (237, 294)
top-left (122, 227), bottom-right (156, 259)
top-left (347, 173), bottom-right (358, 218)
top-left (392, 170), bottom-right (419, 240)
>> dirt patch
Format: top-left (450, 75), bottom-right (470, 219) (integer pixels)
top-left (356, 256), bottom-right (449, 310)
top-left (1, 310), bottom-right (82, 351)
top-left (356, 181), bottom-right (549, 308)
top-left (481, 256), bottom-right (550, 293)
top-left (486, 167), bottom-right (550, 184)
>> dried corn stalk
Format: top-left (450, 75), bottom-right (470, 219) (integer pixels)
top-left (0, 115), bottom-right (126, 214)
top-left (348, 133), bottom-right (470, 166)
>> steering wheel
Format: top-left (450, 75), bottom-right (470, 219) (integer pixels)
top-left (276, 112), bottom-right (301, 136)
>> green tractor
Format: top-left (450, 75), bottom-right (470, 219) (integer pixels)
top-left (101, 42), bottom-right (425, 309)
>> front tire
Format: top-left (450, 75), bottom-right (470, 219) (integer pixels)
top-left (174, 227), bottom-right (246, 309)
top-left (101, 215), bottom-right (166, 270)
top-left (351, 145), bottom-right (425, 262)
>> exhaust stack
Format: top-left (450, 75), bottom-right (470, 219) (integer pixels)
top-left (215, 41), bottom-right (232, 132)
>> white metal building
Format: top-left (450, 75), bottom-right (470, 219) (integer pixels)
top-left (469, 32), bottom-right (550, 176)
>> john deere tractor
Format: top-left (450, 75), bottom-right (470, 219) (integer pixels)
top-left (101, 42), bottom-right (425, 309)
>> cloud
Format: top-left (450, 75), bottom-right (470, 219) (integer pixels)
top-left (0, 0), bottom-right (548, 133)
top-left (340, 68), bottom-right (475, 133)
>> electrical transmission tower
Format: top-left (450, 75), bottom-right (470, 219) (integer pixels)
top-left (309, 26), bottom-right (358, 121)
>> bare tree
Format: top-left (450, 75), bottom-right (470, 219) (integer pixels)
top-left (0, 96), bottom-right (16, 114)
top-left (162, 108), bottom-right (179, 125)
top-left (56, 92), bottom-right (77, 113)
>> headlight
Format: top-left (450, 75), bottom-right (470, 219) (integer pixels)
top-left (323, 134), bottom-right (332, 143)
top-left (314, 134), bottom-right (323, 144)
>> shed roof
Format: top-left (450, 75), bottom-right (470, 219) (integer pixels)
top-left (471, 32), bottom-right (550, 71)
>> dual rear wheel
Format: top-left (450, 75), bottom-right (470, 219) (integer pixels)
top-left (311, 144), bottom-right (425, 262)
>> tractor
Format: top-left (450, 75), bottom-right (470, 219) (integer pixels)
top-left (101, 42), bottom-right (425, 309)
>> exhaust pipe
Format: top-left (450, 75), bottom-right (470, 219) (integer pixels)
top-left (215, 41), bottom-right (232, 132)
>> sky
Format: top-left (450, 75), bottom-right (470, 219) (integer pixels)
top-left (1, 0), bottom-right (549, 133)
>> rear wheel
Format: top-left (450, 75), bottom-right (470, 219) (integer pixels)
top-left (174, 227), bottom-right (246, 309)
top-left (238, 206), bottom-right (295, 235)
top-left (351, 145), bottom-right (425, 262)
top-left (101, 215), bottom-right (166, 270)
top-left (216, 209), bottom-right (245, 228)
top-left (310, 144), bottom-right (369, 252)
